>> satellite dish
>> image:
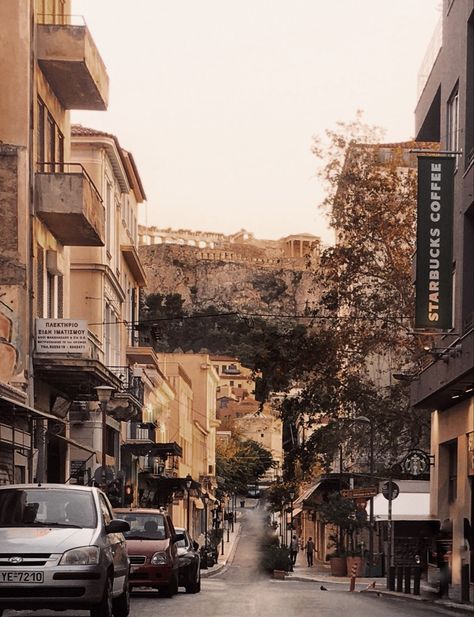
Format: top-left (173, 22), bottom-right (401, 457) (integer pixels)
top-left (93, 466), bottom-right (115, 485)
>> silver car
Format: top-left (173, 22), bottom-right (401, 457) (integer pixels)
top-left (0, 484), bottom-right (130, 617)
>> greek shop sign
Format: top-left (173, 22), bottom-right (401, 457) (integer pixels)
top-left (36, 319), bottom-right (88, 353)
top-left (415, 156), bottom-right (454, 329)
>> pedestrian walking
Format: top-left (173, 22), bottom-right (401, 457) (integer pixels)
top-left (290, 534), bottom-right (299, 566)
top-left (305, 537), bottom-right (315, 567)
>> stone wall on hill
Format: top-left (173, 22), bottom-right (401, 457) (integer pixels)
top-left (139, 244), bottom-right (322, 315)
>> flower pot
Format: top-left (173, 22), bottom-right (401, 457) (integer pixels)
top-left (329, 556), bottom-right (347, 576)
top-left (346, 556), bottom-right (365, 577)
top-left (273, 569), bottom-right (286, 579)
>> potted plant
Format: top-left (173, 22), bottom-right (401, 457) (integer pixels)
top-left (259, 529), bottom-right (291, 578)
top-left (326, 535), bottom-right (348, 576)
top-left (318, 493), bottom-right (362, 577)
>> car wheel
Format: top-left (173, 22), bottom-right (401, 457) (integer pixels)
top-left (112, 580), bottom-right (130, 617)
top-left (185, 564), bottom-right (201, 594)
top-left (159, 573), bottom-right (178, 598)
top-left (91, 576), bottom-right (113, 617)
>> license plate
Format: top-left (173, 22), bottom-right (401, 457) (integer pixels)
top-left (0, 571), bottom-right (44, 583)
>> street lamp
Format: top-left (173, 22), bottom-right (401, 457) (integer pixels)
top-left (95, 385), bottom-right (114, 488)
top-left (185, 473), bottom-right (192, 532)
top-left (289, 490), bottom-right (295, 542)
top-left (354, 415), bottom-right (375, 577)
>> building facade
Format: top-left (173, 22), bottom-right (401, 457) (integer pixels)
top-left (412, 0), bottom-right (474, 598)
top-left (0, 0), bottom-right (109, 484)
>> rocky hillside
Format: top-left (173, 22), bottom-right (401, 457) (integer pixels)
top-left (139, 244), bottom-right (322, 315)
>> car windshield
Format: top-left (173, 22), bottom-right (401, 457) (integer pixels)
top-left (122, 513), bottom-right (166, 540)
top-left (0, 488), bottom-right (97, 528)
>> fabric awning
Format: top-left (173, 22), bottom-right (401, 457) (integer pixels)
top-left (369, 484), bottom-right (436, 521)
top-left (0, 395), bottom-right (65, 423)
top-left (122, 441), bottom-right (183, 458)
top-left (49, 433), bottom-right (98, 461)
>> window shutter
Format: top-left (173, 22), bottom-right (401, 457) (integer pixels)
top-left (37, 246), bottom-right (44, 317)
top-left (57, 275), bottom-right (64, 318)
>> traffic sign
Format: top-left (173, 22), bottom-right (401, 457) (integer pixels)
top-left (382, 481), bottom-right (399, 500)
top-left (340, 487), bottom-right (378, 499)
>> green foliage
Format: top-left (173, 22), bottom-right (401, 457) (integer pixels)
top-left (216, 437), bottom-right (273, 495)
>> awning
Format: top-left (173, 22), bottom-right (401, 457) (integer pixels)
top-left (193, 497), bottom-right (204, 510)
top-left (122, 441), bottom-right (182, 458)
top-left (370, 489), bottom-right (435, 521)
top-left (293, 481), bottom-right (322, 507)
top-left (49, 433), bottom-right (98, 461)
top-left (0, 395), bottom-right (65, 423)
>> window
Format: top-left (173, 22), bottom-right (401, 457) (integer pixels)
top-left (99, 494), bottom-right (113, 526)
top-left (447, 87), bottom-right (460, 167)
top-left (105, 182), bottom-right (112, 255)
top-left (36, 246), bottom-right (44, 317)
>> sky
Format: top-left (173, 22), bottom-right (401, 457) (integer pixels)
top-left (73, 0), bottom-right (441, 245)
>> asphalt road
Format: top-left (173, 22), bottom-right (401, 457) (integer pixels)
top-left (3, 507), bottom-right (464, 617)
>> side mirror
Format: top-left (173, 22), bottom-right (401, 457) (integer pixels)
top-left (106, 518), bottom-right (130, 534)
top-left (173, 532), bottom-right (185, 543)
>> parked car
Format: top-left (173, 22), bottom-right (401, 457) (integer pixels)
top-left (0, 483), bottom-right (131, 617)
top-left (114, 507), bottom-right (182, 597)
top-left (174, 527), bottom-right (201, 593)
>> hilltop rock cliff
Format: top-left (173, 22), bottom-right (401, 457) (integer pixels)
top-left (139, 244), bottom-right (322, 315)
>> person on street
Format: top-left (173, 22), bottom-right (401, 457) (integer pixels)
top-left (305, 536), bottom-right (315, 567)
top-left (290, 534), bottom-right (299, 566)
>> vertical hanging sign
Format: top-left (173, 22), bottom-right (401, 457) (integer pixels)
top-left (415, 156), bottom-right (454, 329)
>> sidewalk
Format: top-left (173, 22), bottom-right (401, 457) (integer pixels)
top-left (201, 498), bottom-right (259, 577)
top-left (286, 555), bottom-right (474, 614)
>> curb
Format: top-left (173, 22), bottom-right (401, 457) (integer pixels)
top-left (362, 587), bottom-right (474, 614)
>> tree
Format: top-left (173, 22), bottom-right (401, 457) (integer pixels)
top-left (216, 436), bottom-right (274, 495)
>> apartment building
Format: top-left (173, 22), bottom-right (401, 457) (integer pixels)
top-left (412, 0), bottom-right (474, 598)
top-left (0, 0), bottom-right (109, 483)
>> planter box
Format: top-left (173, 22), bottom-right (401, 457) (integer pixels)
top-left (329, 556), bottom-right (347, 576)
top-left (273, 570), bottom-right (287, 579)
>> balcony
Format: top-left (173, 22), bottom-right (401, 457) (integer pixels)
top-left (35, 163), bottom-right (105, 246)
top-left (36, 16), bottom-right (109, 110)
top-left (108, 366), bottom-right (145, 421)
top-left (411, 330), bottom-right (474, 410)
top-left (33, 328), bottom-right (121, 399)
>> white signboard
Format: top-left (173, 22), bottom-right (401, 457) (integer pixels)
top-left (36, 319), bottom-right (88, 353)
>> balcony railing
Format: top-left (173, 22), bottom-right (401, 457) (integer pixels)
top-left (417, 18), bottom-right (442, 99)
top-left (108, 366), bottom-right (144, 406)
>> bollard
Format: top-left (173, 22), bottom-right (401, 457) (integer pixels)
top-left (396, 566), bottom-right (403, 592)
top-left (403, 566), bottom-right (411, 594)
top-left (413, 566), bottom-right (421, 596)
top-left (461, 564), bottom-right (470, 603)
top-left (349, 561), bottom-right (358, 592)
top-left (387, 566), bottom-right (396, 591)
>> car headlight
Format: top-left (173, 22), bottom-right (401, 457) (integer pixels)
top-left (60, 546), bottom-right (100, 566)
top-left (151, 551), bottom-right (169, 565)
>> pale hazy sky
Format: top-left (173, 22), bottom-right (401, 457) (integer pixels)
top-left (73, 1), bottom-right (441, 244)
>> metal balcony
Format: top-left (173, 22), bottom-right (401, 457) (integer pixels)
top-left (35, 163), bottom-right (105, 246)
top-left (37, 16), bottom-right (109, 110)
